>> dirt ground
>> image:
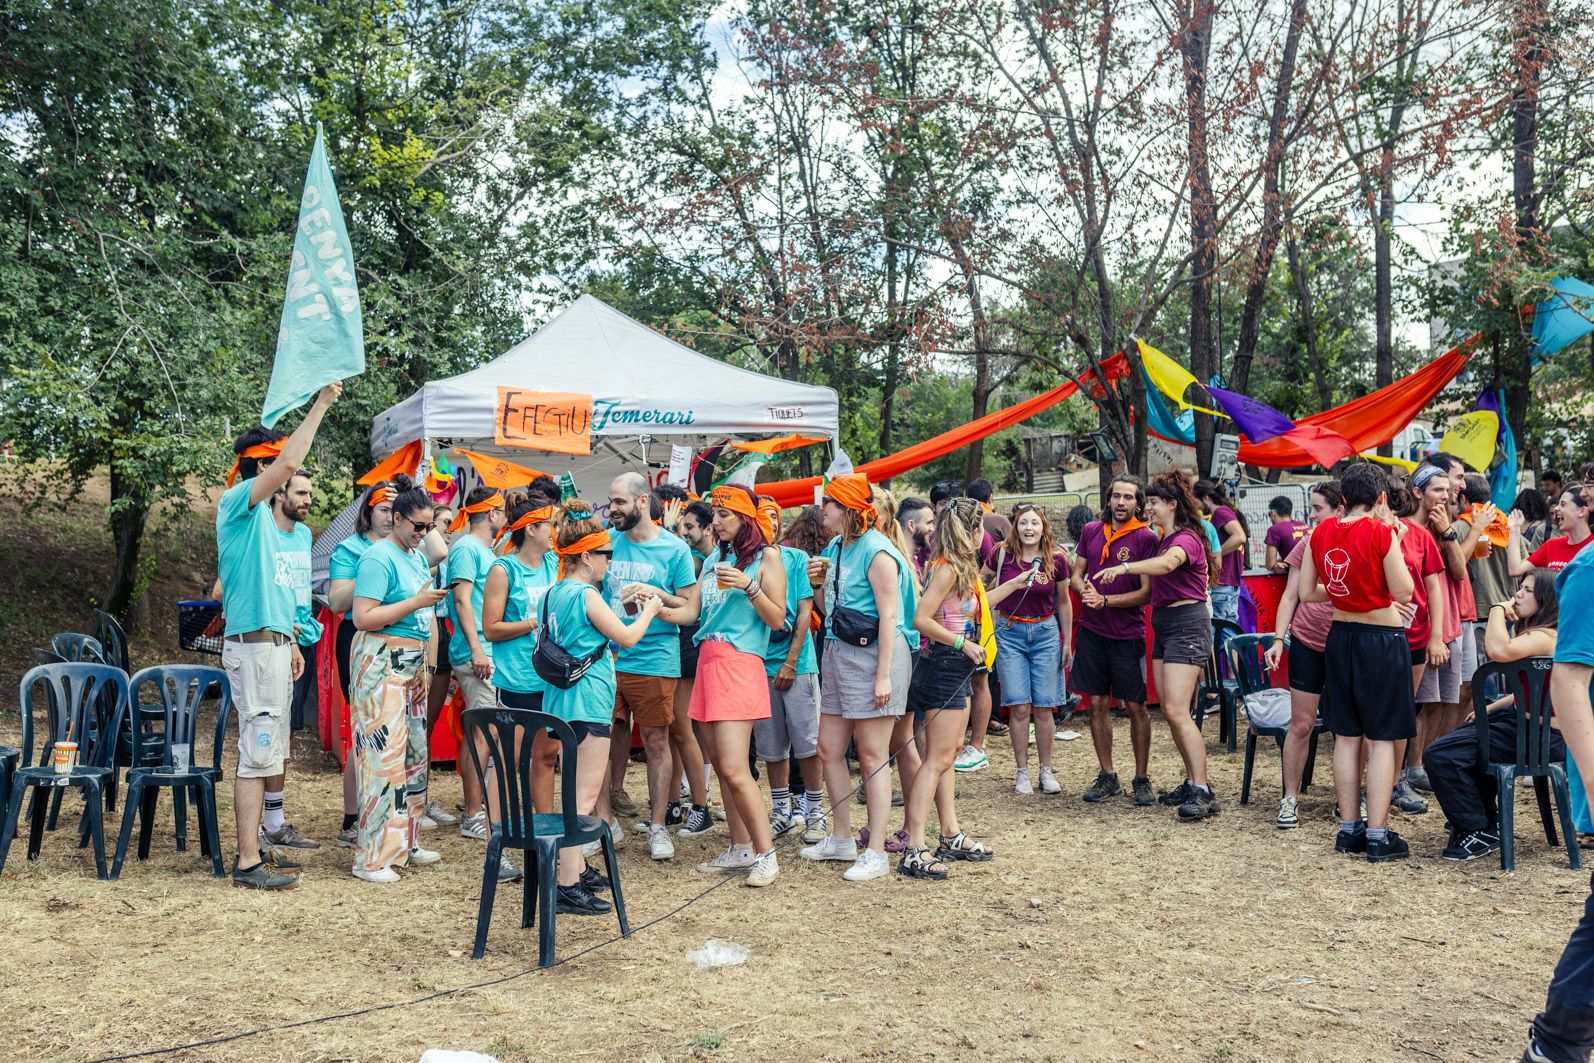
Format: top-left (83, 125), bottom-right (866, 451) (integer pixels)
top-left (0, 466), bottom-right (1585, 1061)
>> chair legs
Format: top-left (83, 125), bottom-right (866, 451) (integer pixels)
top-left (136, 785), bottom-right (159, 861)
top-left (1495, 766), bottom-right (1584, 872)
top-left (472, 836), bottom-right (504, 960)
top-left (82, 779), bottom-right (107, 880)
top-left (536, 839), bottom-right (558, 969)
top-left (1240, 733), bottom-right (1258, 805)
top-left (173, 786), bottom-right (188, 853)
top-left (1550, 765), bottom-right (1583, 872)
top-left (602, 833), bottom-right (629, 939)
top-left (0, 776), bottom-right (27, 879)
top-left (1302, 731), bottom-right (1320, 791)
top-left (111, 776), bottom-right (226, 879)
top-left (1496, 767), bottom-right (1519, 872)
top-left (111, 776), bottom-right (148, 880)
top-left (194, 777), bottom-right (224, 877)
top-left (1535, 776), bottom-right (1559, 848)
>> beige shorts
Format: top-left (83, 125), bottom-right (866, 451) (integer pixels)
top-left (222, 638), bottom-right (292, 779)
top-left (454, 669), bottom-right (498, 712)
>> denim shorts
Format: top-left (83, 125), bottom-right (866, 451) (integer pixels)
top-left (992, 615), bottom-right (1062, 708)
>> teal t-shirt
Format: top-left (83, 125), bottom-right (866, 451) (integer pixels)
top-left (605, 527), bottom-right (695, 677)
top-left (328, 532), bottom-right (375, 584)
top-left (822, 529), bottom-right (920, 648)
top-left (277, 522), bottom-right (321, 647)
top-left (541, 578), bottom-right (615, 724)
top-left (695, 545), bottom-right (774, 658)
top-left (446, 535), bottom-right (499, 668)
top-left (765, 545), bottom-right (818, 677)
top-left (489, 551), bottom-right (559, 694)
top-left (353, 538), bottom-right (435, 642)
top-left (215, 481), bottom-right (296, 639)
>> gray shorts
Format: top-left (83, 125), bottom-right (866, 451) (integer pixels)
top-left (1417, 633), bottom-right (1472, 704)
top-left (820, 634), bottom-right (912, 719)
top-left (755, 672), bottom-right (821, 760)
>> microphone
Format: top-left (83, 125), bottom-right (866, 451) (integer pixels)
top-left (1026, 556), bottom-right (1042, 586)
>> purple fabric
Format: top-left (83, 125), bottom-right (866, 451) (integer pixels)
top-left (1206, 384), bottom-right (1296, 443)
top-left (1151, 528), bottom-right (1209, 607)
top-left (992, 550), bottom-right (1070, 620)
top-left (1077, 521), bottom-right (1159, 639)
top-left (1211, 505), bottom-right (1246, 587)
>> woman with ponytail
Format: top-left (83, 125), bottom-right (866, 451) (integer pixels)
top-left (801, 473), bottom-right (919, 882)
top-left (537, 501), bottom-right (663, 915)
top-left (1092, 472), bottom-right (1220, 820)
top-left (663, 483), bottom-right (788, 887)
top-left (900, 497), bottom-right (995, 878)
top-left (349, 474), bottom-right (451, 882)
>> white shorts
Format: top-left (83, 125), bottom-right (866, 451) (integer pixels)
top-left (222, 638), bottom-right (292, 779)
top-left (453, 669), bottom-right (498, 712)
top-left (1417, 632), bottom-right (1475, 705)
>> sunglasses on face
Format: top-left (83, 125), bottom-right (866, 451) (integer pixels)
top-left (591, 549), bottom-right (614, 558)
top-left (400, 515), bottom-right (436, 533)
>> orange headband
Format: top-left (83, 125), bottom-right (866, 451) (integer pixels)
top-left (755, 498), bottom-right (780, 545)
top-left (226, 440), bottom-right (285, 487)
top-left (710, 485), bottom-right (760, 523)
top-left (449, 491), bottom-right (505, 534)
top-left (557, 529), bottom-right (612, 578)
top-left (494, 504), bottom-right (556, 545)
top-left (366, 486), bottom-right (392, 508)
top-left (822, 474), bottom-right (876, 531)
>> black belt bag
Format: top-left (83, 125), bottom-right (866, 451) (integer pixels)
top-left (532, 589), bottom-right (606, 689)
top-left (829, 547), bottom-right (880, 647)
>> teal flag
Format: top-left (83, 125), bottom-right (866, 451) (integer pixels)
top-left (261, 124), bottom-right (364, 427)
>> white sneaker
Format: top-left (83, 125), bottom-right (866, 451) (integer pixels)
top-left (1038, 766), bottom-right (1062, 795)
top-left (582, 839), bottom-right (600, 857)
top-left (696, 844), bottom-right (756, 874)
top-left (352, 866), bottom-right (400, 884)
top-left (788, 807), bottom-right (808, 829)
top-left (458, 811), bottom-right (488, 841)
top-left (799, 834), bottom-right (858, 862)
top-left (608, 817), bottom-right (626, 847)
top-left (497, 856), bottom-right (522, 883)
top-left (333, 826), bottom-right (357, 849)
top-left (745, 849), bottom-right (779, 887)
top-left (1014, 768), bottom-right (1034, 796)
top-left (770, 809), bottom-right (798, 838)
top-left (1276, 794), bottom-right (1299, 830)
top-left (801, 811), bottom-right (828, 845)
top-left (424, 799), bottom-right (457, 825)
top-left (408, 846), bottom-right (442, 866)
top-left (649, 825), bottom-right (676, 861)
top-left (842, 848), bottom-right (890, 881)
top-left (953, 745), bottom-right (989, 772)
top-left (416, 814), bottom-right (439, 830)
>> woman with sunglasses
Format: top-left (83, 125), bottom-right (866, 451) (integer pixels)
top-left (985, 503), bottom-right (1073, 796)
top-left (348, 474), bottom-right (451, 882)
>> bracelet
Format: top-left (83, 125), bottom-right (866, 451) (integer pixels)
top-left (953, 635), bottom-right (965, 650)
top-left (745, 584), bottom-right (762, 601)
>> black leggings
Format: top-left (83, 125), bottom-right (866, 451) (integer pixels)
top-left (336, 616), bottom-right (356, 702)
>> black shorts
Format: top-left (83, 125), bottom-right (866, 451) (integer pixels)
top-left (1072, 627), bottom-right (1148, 702)
top-left (1150, 603), bottom-right (1212, 667)
top-left (499, 688), bottom-right (611, 743)
top-left (1321, 621), bottom-right (1416, 740)
top-left (1409, 646), bottom-right (1426, 667)
top-left (679, 624), bottom-right (700, 679)
top-left (336, 615), bottom-right (357, 701)
top-left (1287, 638), bottom-right (1326, 696)
top-left (907, 644), bottom-right (977, 715)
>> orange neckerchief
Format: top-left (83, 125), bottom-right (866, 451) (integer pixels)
top-left (557, 529), bottom-right (611, 578)
top-left (226, 441), bottom-right (284, 486)
top-left (1100, 517), bottom-right (1150, 564)
top-left (449, 491), bottom-right (505, 534)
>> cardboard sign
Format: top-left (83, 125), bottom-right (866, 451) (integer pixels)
top-left (667, 445), bottom-right (692, 487)
top-left (495, 388), bottom-right (593, 455)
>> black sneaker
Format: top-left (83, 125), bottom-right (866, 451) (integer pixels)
top-left (1158, 780), bottom-right (1194, 806)
top-left (1441, 829), bottom-right (1501, 862)
top-left (1082, 771), bottom-right (1123, 803)
top-left (1366, 830), bottom-right (1410, 863)
top-left (556, 882), bottom-right (613, 915)
top-left (231, 858), bottom-right (297, 890)
top-left (1334, 829), bottom-right (1368, 854)
top-left (1132, 776), bottom-right (1155, 806)
top-left (678, 806), bottom-right (714, 837)
top-left (664, 802), bottom-right (685, 828)
top-left (580, 864), bottom-right (611, 892)
top-left (1177, 787), bottom-right (1220, 820)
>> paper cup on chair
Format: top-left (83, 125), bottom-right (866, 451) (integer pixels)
top-left (171, 743), bottom-right (192, 774)
top-left (51, 741), bottom-right (78, 775)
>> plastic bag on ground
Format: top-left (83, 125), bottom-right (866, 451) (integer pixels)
top-left (687, 939), bottom-right (750, 970)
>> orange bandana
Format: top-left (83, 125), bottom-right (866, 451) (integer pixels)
top-left (226, 441), bottom-right (284, 487)
top-left (449, 491), bottom-right (505, 534)
top-left (1464, 504), bottom-right (1510, 548)
top-left (557, 529), bottom-right (611, 578)
top-left (366, 486), bottom-right (392, 508)
top-left (755, 498), bottom-right (781, 545)
top-left (711, 485), bottom-right (761, 524)
top-left (822, 474), bottom-right (876, 531)
top-left (1100, 517), bottom-right (1149, 564)
top-left (495, 505), bottom-right (556, 546)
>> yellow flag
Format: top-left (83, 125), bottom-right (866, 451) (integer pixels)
top-left (1439, 410), bottom-right (1499, 474)
top-left (1136, 338), bottom-right (1222, 416)
top-left (1360, 452), bottom-right (1418, 472)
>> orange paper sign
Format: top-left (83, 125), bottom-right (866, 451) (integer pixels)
top-left (495, 388), bottom-right (593, 455)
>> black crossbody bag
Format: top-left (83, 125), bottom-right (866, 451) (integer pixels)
top-left (532, 586), bottom-right (607, 689)
top-left (829, 543), bottom-right (881, 647)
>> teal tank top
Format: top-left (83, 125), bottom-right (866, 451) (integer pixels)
top-left (822, 528), bottom-right (920, 648)
top-left (540, 577), bottom-right (615, 724)
top-left (694, 545), bottom-right (774, 657)
top-left (488, 551), bottom-right (558, 694)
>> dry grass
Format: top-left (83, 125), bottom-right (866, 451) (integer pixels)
top-left (0, 466), bottom-right (1583, 1062)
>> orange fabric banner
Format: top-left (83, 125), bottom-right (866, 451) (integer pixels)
top-left (759, 354), bottom-right (1128, 508)
top-left (494, 387), bottom-right (593, 455)
top-left (358, 439), bottom-right (422, 486)
top-left (1232, 335), bottom-right (1476, 467)
top-left (453, 448), bottom-right (550, 490)
top-left (731, 433), bottom-right (831, 455)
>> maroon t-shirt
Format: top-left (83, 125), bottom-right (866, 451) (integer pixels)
top-left (1263, 520), bottom-right (1307, 558)
top-left (1077, 520), bottom-right (1159, 640)
top-left (1151, 528), bottom-right (1210, 607)
top-left (1211, 505), bottom-right (1246, 587)
top-left (991, 549), bottom-right (1071, 620)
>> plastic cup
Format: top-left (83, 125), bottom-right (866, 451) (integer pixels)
top-left (52, 741), bottom-right (77, 775)
top-left (172, 743), bottom-right (192, 774)
top-left (716, 566), bottom-right (737, 589)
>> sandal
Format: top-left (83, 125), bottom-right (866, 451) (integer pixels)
top-left (985, 720), bottom-right (1010, 737)
top-left (898, 846), bottom-right (949, 880)
top-left (936, 831), bottom-right (994, 862)
top-left (858, 827), bottom-right (911, 852)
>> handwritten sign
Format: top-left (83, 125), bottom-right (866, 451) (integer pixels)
top-left (495, 388), bottom-right (593, 455)
top-left (667, 445), bottom-right (692, 486)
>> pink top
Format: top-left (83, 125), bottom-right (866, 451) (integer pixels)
top-left (1284, 536), bottom-right (1333, 651)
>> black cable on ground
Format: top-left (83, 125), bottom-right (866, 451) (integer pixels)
top-left (81, 686), bottom-right (975, 1063)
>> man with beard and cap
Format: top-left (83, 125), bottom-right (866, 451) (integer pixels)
top-left (1070, 475), bottom-right (1159, 805)
top-left (603, 471), bottom-right (699, 861)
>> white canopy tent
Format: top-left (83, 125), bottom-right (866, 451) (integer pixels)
top-left (367, 294), bottom-right (839, 492)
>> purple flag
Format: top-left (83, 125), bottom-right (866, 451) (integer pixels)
top-left (1204, 385), bottom-right (1297, 442)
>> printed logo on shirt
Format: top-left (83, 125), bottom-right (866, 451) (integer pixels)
top-left (1115, 546), bottom-right (1131, 562)
top-left (1323, 548), bottom-right (1351, 598)
top-left (274, 552), bottom-right (312, 605)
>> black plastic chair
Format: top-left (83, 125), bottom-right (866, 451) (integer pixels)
top-left (111, 667), bottom-right (232, 879)
top-left (463, 706), bottom-right (628, 965)
top-left (1226, 634), bottom-right (1326, 804)
top-left (1194, 619), bottom-right (1244, 751)
top-left (0, 664), bottom-right (130, 880)
top-left (1471, 659), bottom-right (1581, 872)
top-left (93, 610), bottom-right (132, 674)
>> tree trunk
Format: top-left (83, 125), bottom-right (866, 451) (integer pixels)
top-left (105, 461), bottom-right (151, 629)
top-left (1180, 0), bottom-right (1218, 474)
top-left (1506, 0), bottom-right (1547, 451)
top-left (965, 287), bottom-right (992, 481)
top-left (1286, 235), bottom-right (1332, 409)
top-left (1373, 161), bottom-right (1396, 456)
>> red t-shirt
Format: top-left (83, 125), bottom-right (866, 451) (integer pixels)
top-left (1311, 515), bottom-right (1396, 613)
top-left (1529, 533), bottom-right (1594, 572)
top-left (1399, 518), bottom-right (1445, 649)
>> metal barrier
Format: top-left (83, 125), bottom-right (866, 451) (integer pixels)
top-left (1237, 480), bottom-right (1310, 576)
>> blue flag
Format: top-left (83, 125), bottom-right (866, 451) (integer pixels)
top-left (261, 124), bottom-right (364, 428)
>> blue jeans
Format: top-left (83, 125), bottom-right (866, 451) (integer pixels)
top-left (1210, 585), bottom-right (1240, 625)
top-left (992, 616), bottom-right (1062, 708)
top-left (1529, 874), bottom-right (1594, 1062)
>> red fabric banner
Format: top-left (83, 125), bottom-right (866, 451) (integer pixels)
top-left (759, 354), bottom-right (1129, 507)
